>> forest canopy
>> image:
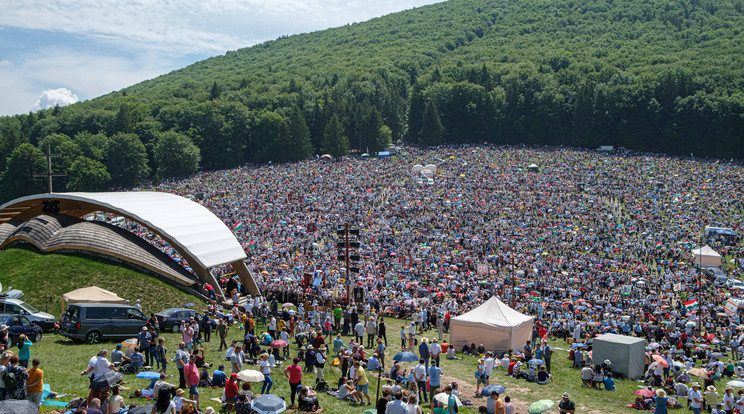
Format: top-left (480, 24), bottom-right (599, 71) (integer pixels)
top-left (1, 0), bottom-right (743, 202)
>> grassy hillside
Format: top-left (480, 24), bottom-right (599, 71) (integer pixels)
top-left (1, 0), bottom-right (744, 202)
top-left (0, 246), bottom-right (200, 317)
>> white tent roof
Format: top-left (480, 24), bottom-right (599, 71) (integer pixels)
top-left (692, 245), bottom-right (721, 258)
top-left (0, 192), bottom-right (247, 270)
top-left (451, 296), bottom-right (533, 330)
top-left (62, 286), bottom-right (126, 304)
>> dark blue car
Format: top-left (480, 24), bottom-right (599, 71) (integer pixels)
top-left (0, 314), bottom-right (43, 344)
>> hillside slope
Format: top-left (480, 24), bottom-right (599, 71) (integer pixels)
top-left (0, 247), bottom-right (200, 317)
top-left (1, 0), bottom-right (743, 202)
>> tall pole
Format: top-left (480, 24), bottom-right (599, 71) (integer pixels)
top-left (345, 223), bottom-right (352, 305)
top-left (34, 141), bottom-right (65, 193)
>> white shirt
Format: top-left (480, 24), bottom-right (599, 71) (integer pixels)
top-left (94, 356), bottom-right (113, 376)
top-left (413, 364), bottom-right (426, 382)
top-left (484, 357), bottom-right (495, 376)
top-left (430, 343), bottom-right (441, 357)
top-left (689, 389), bottom-right (702, 408)
top-left (723, 392), bottom-right (736, 411)
top-left (259, 360), bottom-right (270, 374)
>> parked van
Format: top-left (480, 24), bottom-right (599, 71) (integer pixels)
top-left (0, 298), bottom-right (56, 331)
top-left (59, 303), bottom-right (148, 344)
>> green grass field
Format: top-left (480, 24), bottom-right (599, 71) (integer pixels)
top-left (0, 247), bottom-right (721, 413)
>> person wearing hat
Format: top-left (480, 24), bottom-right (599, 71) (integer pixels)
top-left (315, 345), bottom-right (327, 384)
top-left (225, 372), bottom-right (240, 403)
top-left (705, 384), bottom-right (720, 413)
top-left (110, 343), bottom-right (130, 367)
top-left (689, 383), bottom-right (703, 414)
top-left (654, 389), bottom-right (668, 414)
top-left (558, 392), bottom-right (575, 413)
top-left (419, 338), bottom-right (430, 371)
top-left (723, 386), bottom-right (735, 413)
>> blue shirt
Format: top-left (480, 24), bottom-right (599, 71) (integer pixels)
top-left (138, 331), bottom-right (150, 349)
top-left (428, 366), bottom-right (443, 387)
top-left (367, 357), bottom-right (380, 372)
top-left (212, 369), bottom-right (227, 386)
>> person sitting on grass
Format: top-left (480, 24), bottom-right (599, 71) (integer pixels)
top-left (337, 376), bottom-right (363, 404)
top-left (298, 385), bottom-right (320, 412)
top-left (537, 365), bottom-right (552, 385)
top-left (581, 363), bottom-right (593, 387)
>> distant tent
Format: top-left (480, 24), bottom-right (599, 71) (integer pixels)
top-left (320, 154), bottom-right (332, 161)
top-left (378, 151), bottom-right (391, 159)
top-left (527, 164), bottom-right (539, 172)
top-left (62, 286), bottom-right (126, 305)
top-left (692, 245), bottom-right (722, 267)
top-left (450, 296), bottom-right (534, 353)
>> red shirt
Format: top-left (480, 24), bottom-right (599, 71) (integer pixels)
top-left (225, 379), bottom-right (239, 399)
top-left (286, 364), bottom-right (303, 383)
top-left (184, 362), bottom-right (200, 386)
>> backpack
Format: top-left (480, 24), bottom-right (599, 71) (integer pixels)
top-left (3, 369), bottom-right (17, 390)
top-left (316, 380), bottom-right (328, 392)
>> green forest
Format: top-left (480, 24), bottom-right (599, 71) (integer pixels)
top-left (1, 0), bottom-right (744, 202)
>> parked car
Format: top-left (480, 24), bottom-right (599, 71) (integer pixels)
top-left (155, 308), bottom-right (199, 333)
top-left (704, 266), bottom-right (727, 280)
top-left (0, 298), bottom-right (56, 331)
top-left (727, 279), bottom-right (744, 290)
top-left (714, 275), bottom-right (730, 288)
top-left (59, 303), bottom-right (148, 344)
top-left (0, 314), bottom-right (43, 344)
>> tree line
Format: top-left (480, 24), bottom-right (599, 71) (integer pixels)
top-left (1, 0), bottom-right (744, 202)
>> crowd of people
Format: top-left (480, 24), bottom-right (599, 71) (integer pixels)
top-left (67, 144), bottom-right (744, 413)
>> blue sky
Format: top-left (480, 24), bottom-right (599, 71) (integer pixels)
top-left (0, 0), bottom-right (441, 117)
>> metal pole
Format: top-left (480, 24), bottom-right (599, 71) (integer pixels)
top-left (375, 366), bottom-right (382, 403)
top-left (345, 223), bottom-right (352, 305)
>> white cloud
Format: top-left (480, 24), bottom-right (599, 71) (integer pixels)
top-left (33, 88), bottom-right (79, 111)
top-left (0, 0), bottom-right (443, 116)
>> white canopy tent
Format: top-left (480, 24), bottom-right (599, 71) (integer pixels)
top-left (449, 296), bottom-right (534, 353)
top-left (692, 245), bottom-right (721, 267)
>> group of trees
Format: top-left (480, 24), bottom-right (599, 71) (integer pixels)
top-left (2, 0), bottom-right (744, 202)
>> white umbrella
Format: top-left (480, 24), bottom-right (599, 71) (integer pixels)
top-left (238, 369), bottom-right (265, 383)
top-left (727, 380), bottom-right (744, 388)
top-left (434, 392), bottom-right (462, 407)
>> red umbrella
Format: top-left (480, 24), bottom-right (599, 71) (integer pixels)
top-left (652, 355), bottom-right (668, 368)
top-left (632, 389), bottom-right (656, 398)
top-left (269, 340), bottom-right (289, 348)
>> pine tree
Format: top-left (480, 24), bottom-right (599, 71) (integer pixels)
top-left (322, 114), bottom-right (349, 158)
top-left (421, 99), bottom-right (445, 146)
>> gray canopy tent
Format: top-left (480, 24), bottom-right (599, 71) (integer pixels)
top-left (592, 333), bottom-right (646, 379)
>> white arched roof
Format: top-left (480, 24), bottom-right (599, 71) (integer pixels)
top-left (0, 192), bottom-right (247, 270)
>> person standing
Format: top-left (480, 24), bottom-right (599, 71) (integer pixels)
top-left (376, 338), bottom-right (387, 370)
top-left (400, 326), bottom-right (407, 349)
top-left (217, 318), bottom-right (229, 351)
top-left (184, 355), bottom-right (200, 412)
top-left (0, 353), bottom-right (8, 400)
top-left (175, 342), bottom-right (190, 389)
top-left (182, 322), bottom-right (194, 351)
top-left (138, 327), bottom-right (151, 367)
top-left (230, 346), bottom-right (244, 374)
top-left (558, 392), bottom-right (576, 414)
top-left (430, 339), bottom-right (442, 368)
top-left (315, 345), bottom-right (327, 384)
top-left (354, 361), bottom-right (372, 405)
top-left (6, 355), bottom-right (28, 401)
top-left (284, 357), bottom-right (304, 408)
top-left (26, 358), bottom-right (43, 409)
top-left (259, 353), bottom-right (274, 394)
top-left (486, 391), bottom-right (504, 414)
top-left (418, 339), bottom-right (430, 371)
top-left (543, 343), bottom-right (553, 373)
top-left (17, 334), bottom-right (32, 368)
top-left (378, 317), bottom-right (388, 346)
top-left (413, 359), bottom-right (428, 404)
top-left (655, 389), bottom-right (668, 414)
top-left (157, 338), bottom-right (168, 374)
top-left (689, 383), bottom-right (703, 414)
top-left (427, 360), bottom-right (443, 410)
top-left (147, 326), bottom-right (159, 370)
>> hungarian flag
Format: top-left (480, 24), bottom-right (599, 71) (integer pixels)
top-left (232, 221), bottom-right (244, 231)
top-left (655, 241), bottom-right (663, 249)
top-left (247, 240), bottom-right (257, 251)
top-left (684, 299), bottom-right (699, 310)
